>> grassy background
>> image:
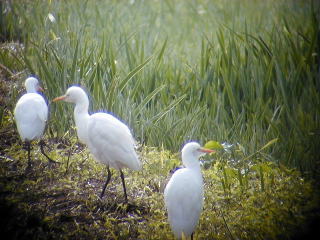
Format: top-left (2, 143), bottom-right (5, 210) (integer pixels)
top-left (1, 0), bottom-right (319, 175)
top-left (0, 0), bottom-right (320, 239)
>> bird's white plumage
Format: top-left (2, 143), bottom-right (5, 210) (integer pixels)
top-left (164, 168), bottom-right (203, 238)
top-left (14, 77), bottom-right (48, 141)
top-left (54, 86), bottom-right (141, 171)
top-left (88, 112), bottom-right (141, 170)
top-left (164, 142), bottom-right (210, 239)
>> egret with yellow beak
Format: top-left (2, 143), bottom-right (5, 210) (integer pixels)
top-left (53, 86), bottom-right (141, 202)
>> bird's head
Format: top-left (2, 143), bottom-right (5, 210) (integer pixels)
top-left (181, 142), bottom-right (214, 168)
top-left (53, 86), bottom-right (88, 104)
top-left (25, 77), bottom-right (43, 93)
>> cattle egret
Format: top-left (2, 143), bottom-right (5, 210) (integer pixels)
top-left (14, 77), bottom-right (56, 170)
top-left (53, 86), bottom-right (141, 202)
top-left (164, 142), bottom-right (214, 239)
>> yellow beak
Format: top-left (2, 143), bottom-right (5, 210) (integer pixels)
top-left (199, 148), bottom-right (215, 153)
top-left (52, 95), bottom-right (67, 102)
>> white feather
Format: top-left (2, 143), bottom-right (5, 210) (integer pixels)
top-left (164, 142), bottom-right (212, 239)
top-left (14, 78), bottom-right (48, 141)
top-left (53, 86), bottom-right (141, 198)
top-left (87, 112), bottom-right (141, 170)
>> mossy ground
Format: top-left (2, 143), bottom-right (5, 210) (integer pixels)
top-left (0, 103), bottom-right (319, 239)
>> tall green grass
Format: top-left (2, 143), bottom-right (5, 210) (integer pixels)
top-left (1, 0), bottom-right (319, 176)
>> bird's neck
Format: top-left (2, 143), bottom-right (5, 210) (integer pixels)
top-left (182, 154), bottom-right (202, 172)
top-left (74, 104), bottom-right (89, 122)
top-left (26, 86), bottom-right (37, 93)
top-left (74, 99), bottom-right (89, 114)
top-left (185, 159), bottom-right (203, 181)
top-left (74, 101), bottom-right (90, 144)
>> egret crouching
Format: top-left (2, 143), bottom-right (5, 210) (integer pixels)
top-left (14, 77), bottom-right (56, 170)
top-left (53, 86), bottom-right (141, 202)
top-left (164, 142), bottom-right (214, 239)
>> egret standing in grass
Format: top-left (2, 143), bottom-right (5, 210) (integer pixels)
top-left (164, 142), bottom-right (214, 239)
top-left (53, 86), bottom-right (141, 202)
top-left (14, 77), bottom-right (56, 170)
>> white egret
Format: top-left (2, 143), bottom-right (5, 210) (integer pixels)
top-left (14, 77), bottom-right (56, 169)
top-left (53, 86), bottom-right (141, 202)
top-left (164, 142), bottom-right (214, 239)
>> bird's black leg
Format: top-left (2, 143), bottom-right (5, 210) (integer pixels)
top-left (191, 232), bottom-right (194, 240)
top-left (39, 140), bottom-right (58, 164)
top-left (26, 141), bottom-right (31, 170)
top-left (100, 166), bottom-right (112, 198)
top-left (119, 169), bottom-right (128, 203)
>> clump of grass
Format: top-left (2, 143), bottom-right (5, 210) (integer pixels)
top-left (0, 127), bottom-right (317, 239)
top-left (0, 104), bottom-right (317, 239)
top-left (1, 0), bottom-right (318, 176)
top-left (0, 1), bottom-right (26, 42)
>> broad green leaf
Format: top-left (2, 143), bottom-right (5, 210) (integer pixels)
top-left (204, 141), bottom-right (223, 150)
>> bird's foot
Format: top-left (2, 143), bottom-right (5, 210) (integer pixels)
top-left (47, 157), bottom-right (60, 165)
top-left (39, 140), bottom-right (60, 165)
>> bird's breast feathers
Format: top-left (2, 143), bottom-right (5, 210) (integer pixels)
top-left (87, 113), bottom-right (140, 170)
top-left (88, 113), bottom-right (134, 143)
top-left (165, 169), bottom-right (203, 199)
top-left (14, 93), bottom-right (48, 123)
